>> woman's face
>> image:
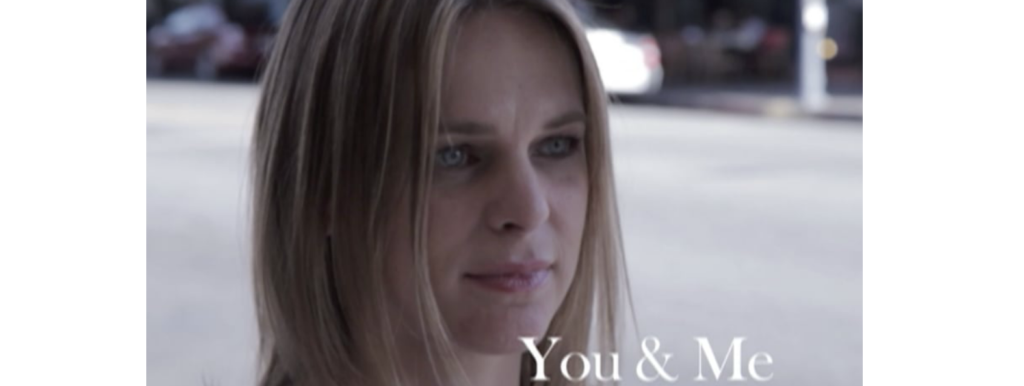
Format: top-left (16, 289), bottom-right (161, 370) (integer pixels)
top-left (387, 8), bottom-right (589, 355)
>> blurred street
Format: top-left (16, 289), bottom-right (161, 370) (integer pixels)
top-left (148, 80), bottom-right (861, 386)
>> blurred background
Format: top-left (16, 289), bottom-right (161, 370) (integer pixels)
top-left (147, 0), bottom-right (861, 385)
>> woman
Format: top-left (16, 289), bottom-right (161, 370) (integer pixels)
top-left (250, 0), bottom-right (631, 385)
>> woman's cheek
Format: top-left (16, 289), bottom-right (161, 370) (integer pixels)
top-left (547, 161), bottom-right (588, 286)
top-left (426, 190), bottom-right (478, 275)
top-left (546, 157), bottom-right (589, 209)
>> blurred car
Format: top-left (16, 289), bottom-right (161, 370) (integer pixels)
top-left (147, 3), bottom-right (273, 79)
top-left (575, 3), bottom-right (663, 96)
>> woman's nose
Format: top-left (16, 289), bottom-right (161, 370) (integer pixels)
top-left (485, 158), bottom-right (550, 234)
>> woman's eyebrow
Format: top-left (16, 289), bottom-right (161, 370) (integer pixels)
top-left (440, 121), bottom-right (493, 136)
top-left (544, 110), bottom-right (587, 130)
top-left (440, 110), bottom-right (586, 136)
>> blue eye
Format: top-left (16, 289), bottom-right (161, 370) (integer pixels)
top-left (537, 136), bottom-right (580, 157)
top-left (436, 145), bottom-right (473, 168)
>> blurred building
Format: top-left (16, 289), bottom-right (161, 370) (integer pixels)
top-left (584, 0), bottom-right (862, 92)
top-left (149, 0), bottom-right (286, 28)
top-left (148, 0), bottom-right (861, 97)
top-left (147, 0), bottom-right (282, 79)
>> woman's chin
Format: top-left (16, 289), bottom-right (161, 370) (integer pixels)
top-left (450, 308), bottom-right (554, 354)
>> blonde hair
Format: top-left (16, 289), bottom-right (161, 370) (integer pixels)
top-left (250, 0), bottom-right (631, 385)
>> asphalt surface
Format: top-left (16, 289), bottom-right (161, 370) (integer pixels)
top-left (147, 79), bottom-right (862, 386)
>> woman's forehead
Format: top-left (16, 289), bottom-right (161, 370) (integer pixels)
top-left (441, 8), bottom-right (585, 132)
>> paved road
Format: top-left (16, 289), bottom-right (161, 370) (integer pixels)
top-left (148, 80), bottom-right (861, 386)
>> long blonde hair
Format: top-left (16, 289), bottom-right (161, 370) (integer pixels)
top-left (250, 0), bottom-right (631, 385)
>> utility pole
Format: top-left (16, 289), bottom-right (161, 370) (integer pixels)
top-left (799, 0), bottom-right (829, 113)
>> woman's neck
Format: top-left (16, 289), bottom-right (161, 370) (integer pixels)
top-left (455, 350), bottom-right (522, 386)
top-left (401, 343), bottom-right (523, 386)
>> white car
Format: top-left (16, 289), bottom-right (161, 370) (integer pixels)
top-left (577, 6), bottom-right (664, 96)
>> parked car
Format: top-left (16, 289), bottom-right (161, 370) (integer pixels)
top-left (575, 3), bottom-right (664, 96)
top-left (147, 3), bottom-right (273, 80)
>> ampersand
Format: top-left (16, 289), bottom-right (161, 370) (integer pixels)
top-left (636, 337), bottom-right (679, 382)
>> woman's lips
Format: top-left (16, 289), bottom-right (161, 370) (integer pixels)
top-left (464, 261), bottom-right (553, 293)
top-left (465, 269), bottom-right (551, 293)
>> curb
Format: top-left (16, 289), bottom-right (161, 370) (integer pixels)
top-left (623, 90), bottom-right (862, 122)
